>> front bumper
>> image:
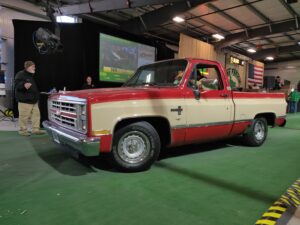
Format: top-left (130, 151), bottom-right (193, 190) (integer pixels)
top-left (42, 121), bottom-right (100, 156)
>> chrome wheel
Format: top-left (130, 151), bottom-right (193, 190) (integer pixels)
top-left (242, 117), bottom-right (268, 146)
top-left (112, 121), bottom-right (161, 171)
top-left (254, 120), bottom-right (265, 141)
top-left (117, 131), bottom-right (151, 164)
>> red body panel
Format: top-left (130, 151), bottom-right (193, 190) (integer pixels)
top-left (184, 124), bottom-right (233, 144)
top-left (275, 117), bottom-right (286, 126)
top-left (100, 135), bottom-right (113, 153)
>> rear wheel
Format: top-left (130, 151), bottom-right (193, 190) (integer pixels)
top-left (243, 118), bottom-right (268, 146)
top-left (111, 121), bottom-right (161, 172)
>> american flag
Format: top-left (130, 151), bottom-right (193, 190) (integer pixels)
top-left (248, 64), bottom-right (264, 86)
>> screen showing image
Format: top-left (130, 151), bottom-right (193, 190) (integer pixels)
top-left (99, 33), bottom-right (156, 83)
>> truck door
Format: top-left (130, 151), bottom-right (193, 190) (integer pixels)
top-left (184, 63), bottom-right (234, 144)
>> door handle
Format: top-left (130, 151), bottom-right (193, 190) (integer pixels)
top-left (220, 93), bottom-right (229, 98)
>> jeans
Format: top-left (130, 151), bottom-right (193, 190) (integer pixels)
top-left (289, 101), bottom-right (298, 113)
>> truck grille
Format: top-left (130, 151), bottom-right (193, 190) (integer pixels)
top-left (48, 97), bottom-right (87, 134)
top-left (52, 101), bottom-right (76, 113)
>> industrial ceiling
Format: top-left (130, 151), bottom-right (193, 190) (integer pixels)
top-left (1, 0), bottom-right (300, 63)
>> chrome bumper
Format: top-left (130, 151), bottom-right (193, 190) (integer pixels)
top-left (42, 121), bottom-right (100, 156)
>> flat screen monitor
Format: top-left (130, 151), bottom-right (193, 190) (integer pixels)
top-left (99, 33), bottom-right (156, 83)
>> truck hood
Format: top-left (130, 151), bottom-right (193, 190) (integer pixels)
top-left (51, 87), bottom-right (181, 103)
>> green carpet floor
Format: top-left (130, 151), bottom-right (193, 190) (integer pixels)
top-left (1, 114), bottom-right (300, 225)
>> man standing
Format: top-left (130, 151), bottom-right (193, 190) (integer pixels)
top-left (14, 60), bottom-right (46, 136)
top-left (288, 88), bottom-right (300, 113)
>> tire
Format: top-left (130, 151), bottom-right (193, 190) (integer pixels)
top-left (243, 118), bottom-right (268, 146)
top-left (111, 121), bottom-right (161, 172)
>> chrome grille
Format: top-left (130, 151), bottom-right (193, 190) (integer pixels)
top-left (53, 114), bottom-right (76, 127)
top-left (48, 97), bottom-right (87, 133)
top-left (52, 101), bottom-right (76, 113)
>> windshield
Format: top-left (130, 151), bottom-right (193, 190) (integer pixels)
top-left (123, 59), bottom-right (188, 87)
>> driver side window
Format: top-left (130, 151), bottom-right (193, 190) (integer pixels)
top-left (188, 64), bottom-right (223, 91)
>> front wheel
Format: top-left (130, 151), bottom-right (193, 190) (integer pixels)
top-left (243, 118), bottom-right (268, 146)
top-left (111, 121), bottom-right (161, 172)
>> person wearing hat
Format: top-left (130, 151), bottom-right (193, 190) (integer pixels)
top-left (14, 60), bottom-right (46, 136)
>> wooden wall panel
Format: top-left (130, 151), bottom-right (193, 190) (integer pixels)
top-left (178, 33), bottom-right (217, 60)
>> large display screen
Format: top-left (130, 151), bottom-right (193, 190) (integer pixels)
top-left (99, 33), bottom-right (156, 82)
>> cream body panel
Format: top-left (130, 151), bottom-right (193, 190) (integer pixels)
top-left (91, 97), bottom-right (286, 134)
top-left (185, 98), bottom-right (234, 126)
top-left (233, 98), bottom-right (287, 120)
top-left (91, 99), bottom-right (186, 133)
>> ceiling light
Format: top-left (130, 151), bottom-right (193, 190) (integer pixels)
top-left (265, 56), bottom-right (274, 61)
top-left (173, 16), bottom-right (185, 23)
top-left (247, 48), bottom-right (256, 53)
top-left (298, 41), bottom-right (300, 45)
top-left (212, 34), bottom-right (225, 40)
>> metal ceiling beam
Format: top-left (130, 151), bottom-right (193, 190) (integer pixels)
top-left (238, 0), bottom-right (271, 23)
top-left (285, 33), bottom-right (296, 40)
top-left (267, 55), bottom-right (300, 63)
top-left (240, 0), bottom-right (277, 48)
top-left (121, 0), bottom-right (213, 35)
top-left (0, 0), bottom-right (49, 20)
top-left (136, 5), bottom-right (209, 39)
top-left (206, 3), bottom-right (246, 28)
top-left (193, 16), bottom-right (228, 34)
top-left (278, 0), bottom-right (299, 17)
top-left (216, 17), bottom-right (300, 49)
top-left (157, 0), bottom-right (263, 29)
top-left (80, 14), bottom-right (120, 27)
top-left (249, 39), bottom-right (299, 47)
top-left (144, 32), bottom-right (179, 45)
top-left (56, 0), bottom-right (187, 16)
top-left (252, 44), bottom-right (300, 60)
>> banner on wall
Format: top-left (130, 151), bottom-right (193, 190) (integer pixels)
top-left (248, 63), bottom-right (264, 86)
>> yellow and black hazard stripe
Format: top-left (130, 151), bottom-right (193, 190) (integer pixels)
top-left (255, 178), bottom-right (300, 225)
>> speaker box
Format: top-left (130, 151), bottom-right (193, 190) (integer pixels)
top-left (263, 76), bottom-right (275, 89)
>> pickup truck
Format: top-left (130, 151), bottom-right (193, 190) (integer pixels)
top-left (43, 58), bottom-right (287, 171)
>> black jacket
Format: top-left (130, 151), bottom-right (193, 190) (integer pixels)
top-left (82, 83), bottom-right (95, 89)
top-left (14, 70), bottom-right (40, 104)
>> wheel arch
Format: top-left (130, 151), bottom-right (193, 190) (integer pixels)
top-left (254, 112), bottom-right (276, 127)
top-left (113, 116), bottom-right (171, 148)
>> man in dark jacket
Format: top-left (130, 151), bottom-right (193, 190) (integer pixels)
top-left (15, 61), bottom-right (46, 136)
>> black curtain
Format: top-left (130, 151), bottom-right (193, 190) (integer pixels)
top-left (13, 19), bottom-right (175, 120)
top-left (13, 20), bottom-right (85, 120)
top-left (14, 20), bottom-right (84, 92)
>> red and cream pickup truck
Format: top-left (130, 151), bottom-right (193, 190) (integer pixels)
top-left (43, 58), bottom-right (287, 171)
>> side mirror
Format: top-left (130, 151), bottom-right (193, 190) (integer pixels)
top-left (193, 87), bottom-right (201, 100)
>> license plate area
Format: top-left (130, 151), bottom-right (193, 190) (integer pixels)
top-left (52, 131), bottom-right (60, 144)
